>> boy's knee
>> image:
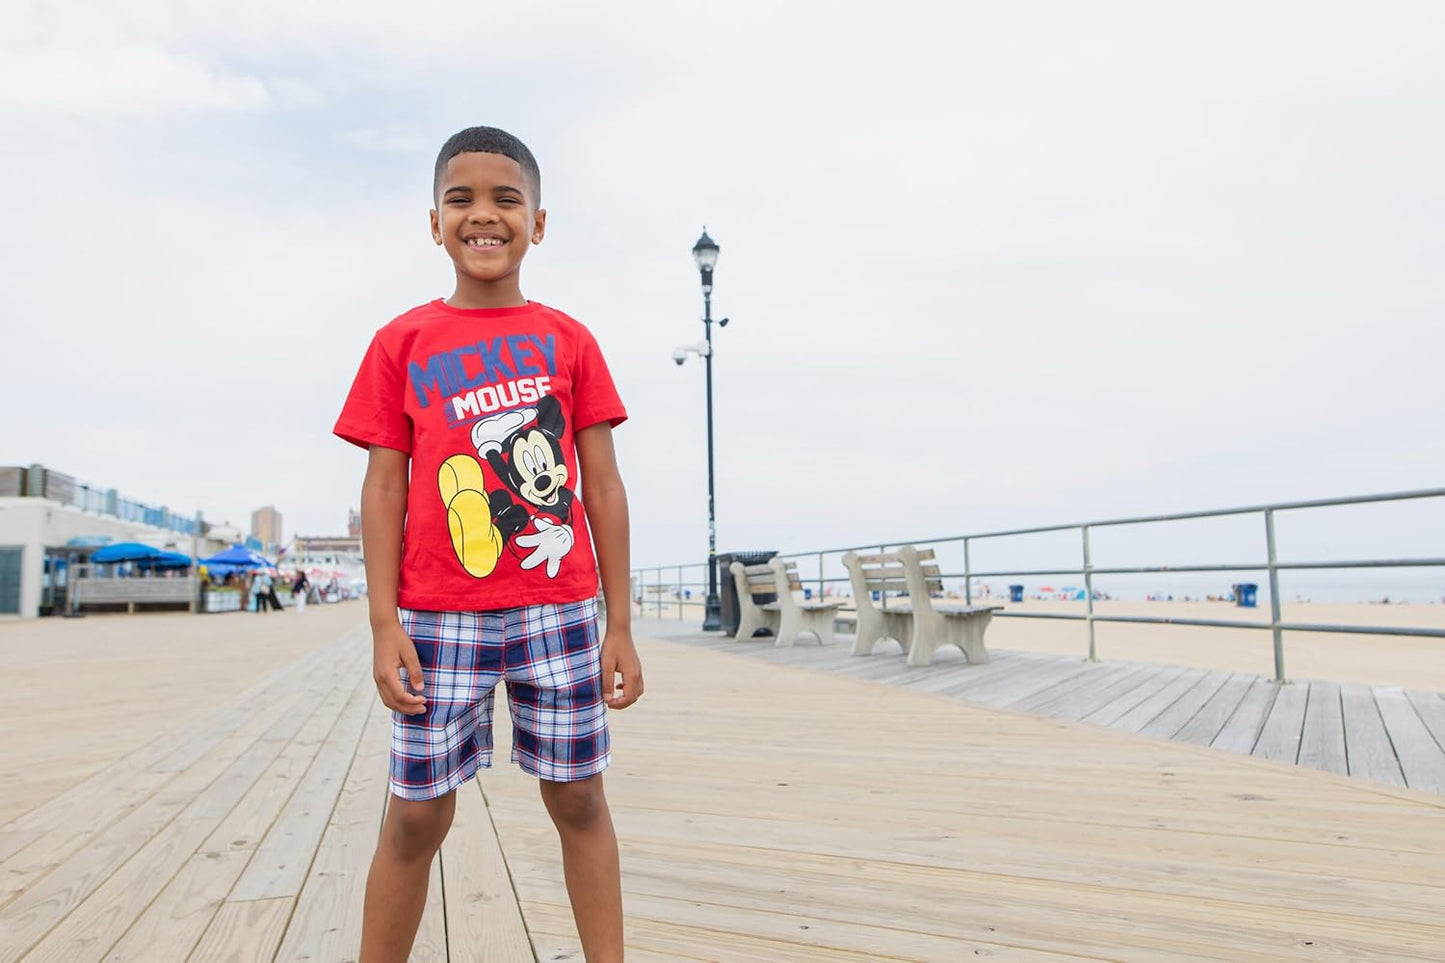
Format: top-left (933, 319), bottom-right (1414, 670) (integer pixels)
top-left (539, 775), bottom-right (607, 830)
top-left (384, 794), bottom-right (455, 858)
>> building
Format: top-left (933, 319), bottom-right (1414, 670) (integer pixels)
top-left (347, 507), bottom-right (361, 538)
top-left (251, 505), bottom-right (283, 552)
top-left (0, 464), bottom-right (231, 617)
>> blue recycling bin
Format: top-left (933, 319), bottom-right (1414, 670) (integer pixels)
top-left (1233, 583), bottom-right (1258, 608)
top-left (1009, 584), bottom-right (1024, 603)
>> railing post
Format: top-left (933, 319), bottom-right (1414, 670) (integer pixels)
top-left (1265, 510), bottom-right (1286, 683)
top-left (1082, 525), bottom-right (1097, 662)
top-left (963, 538), bottom-right (972, 605)
top-left (817, 551), bottom-right (824, 602)
top-left (677, 565), bottom-right (684, 620)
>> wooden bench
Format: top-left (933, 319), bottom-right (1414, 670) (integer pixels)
top-left (730, 557), bottom-right (840, 646)
top-left (843, 546), bottom-right (1003, 665)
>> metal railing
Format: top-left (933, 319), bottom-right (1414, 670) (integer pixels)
top-left (630, 487), bottom-right (1445, 682)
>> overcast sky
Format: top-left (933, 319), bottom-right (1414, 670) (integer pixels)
top-left (3, 0), bottom-right (1442, 574)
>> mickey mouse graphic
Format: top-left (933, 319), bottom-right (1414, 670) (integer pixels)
top-left (438, 395), bottom-right (575, 579)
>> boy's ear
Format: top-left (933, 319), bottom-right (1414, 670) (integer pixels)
top-left (531, 208), bottom-right (546, 246)
top-left (429, 208), bottom-right (443, 246)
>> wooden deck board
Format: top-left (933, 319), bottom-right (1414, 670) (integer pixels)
top-left (1374, 688), bottom-right (1445, 794)
top-left (7, 615), bottom-right (1445, 961)
top-left (272, 697), bottom-right (391, 961)
top-left (1340, 683), bottom-right (1406, 787)
top-left (1299, 682), bottom-right (1348, 775)
top-left (442, 781), bottom-right (533, 962)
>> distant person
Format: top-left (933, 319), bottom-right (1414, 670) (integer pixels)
top-left (251, 570), bottom-right (272, 614)
top-left (292, 570), bottom-right (311, 614)
top-left (333, 126), bottom-right (642, 962)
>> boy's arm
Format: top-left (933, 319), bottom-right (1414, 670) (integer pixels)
top-left (576, 423), bottom-right (644, 709)
top-left (361, 446), bottom-right (427, 715)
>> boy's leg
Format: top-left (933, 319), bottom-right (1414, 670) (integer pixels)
top-left (539, 775), bottom-right (623, 961)
top-left (360, 792), bottom-right (456, 962)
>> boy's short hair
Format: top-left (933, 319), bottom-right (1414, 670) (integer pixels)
top-left (433, 126), bottom-right (541, 206)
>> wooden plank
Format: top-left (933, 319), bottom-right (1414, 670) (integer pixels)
top-left (186, 897), bottom-right (293, 962)
top-left (20, 649), bottom-right (370, 962)
top-left (21, 716), bottom-right (308, 962)
top-left (1138, 671), bottom-right (1232, 740)
top-left (1043, 665), bottom-right (1160, 722)
top-left (412, 855), bottom-right (448, 962)
top-left (1010, 663), bottom-right (1134, 714)
top-left (99, 850), bottom-right (249, 962)
top-left (272, 699), bottom-right (392, 961)
top-left (0, 680), bottom-right (331, 963)
top-left (1374, 688), bottom-right (1445, 794)
top-left (1080, 665), bottom-right (1189, 727)
top-left (227, 676), bottom-right (374, 901)
top-left (1253, 681), bottom-right (1309, 763)
top-left (1340, 684), bottom-right (1406, 788)
top-left (442, 781), bottom-right (532, 961)
top-left (1298, 682), bottom-right (1348, 776)
top-left (947, 655), bottom-right (1086, 707)
top-left (1104, 668), bottom-right (1210, 734)
top-left (1404, 689), bottom-right (1445, 749)
top-left (1174, 673), bottom-right (1256, 746)
top-left (1210, 677), bottom-right (1280, 755)
top-left (0, 640), bottom-right (344, 882)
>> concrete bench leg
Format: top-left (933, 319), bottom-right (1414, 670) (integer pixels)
top-left (805, 610), bottom-right (836, 645)
top-left (950, 613), bottom-right (992, 663)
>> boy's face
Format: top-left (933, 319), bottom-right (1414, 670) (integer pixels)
top-left (430, 151), bottom-right (546, 302)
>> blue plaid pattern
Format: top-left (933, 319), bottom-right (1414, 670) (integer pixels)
top-left (392, 597), bottom-right (609, 799)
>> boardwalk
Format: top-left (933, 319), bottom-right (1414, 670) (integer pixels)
top-left (641, 618), bottom-right (1445, 796)
top-left (2, 613), bottom-right (1444, 960)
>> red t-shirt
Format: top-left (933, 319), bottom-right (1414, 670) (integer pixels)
top-left (334, 299), bottom-right (627, 611)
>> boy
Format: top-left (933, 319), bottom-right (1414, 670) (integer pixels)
top-left (334, 126), bottom-right (643, 963)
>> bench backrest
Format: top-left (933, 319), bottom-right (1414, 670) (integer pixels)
top-left (737, 559), bottom-right (801, 597)
top-left (845, 548), bottom-right (944, 597)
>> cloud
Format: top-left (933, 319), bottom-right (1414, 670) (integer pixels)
top-left (0, 44), bottom-right (270, 117)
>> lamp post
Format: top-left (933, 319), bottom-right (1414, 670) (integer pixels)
top-left (687, 228), bottom-right (725, 630)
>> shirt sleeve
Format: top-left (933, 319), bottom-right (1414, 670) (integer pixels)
top-left (571, 324), bottom-right (628, 432)
top-left (334, 331), bottom-right (413, 452)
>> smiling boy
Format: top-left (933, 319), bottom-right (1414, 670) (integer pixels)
top-left (334, 126), bottom-right (642, 962)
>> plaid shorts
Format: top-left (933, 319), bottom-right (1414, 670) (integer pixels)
top-left (391, 598), bottom-right (609, 799)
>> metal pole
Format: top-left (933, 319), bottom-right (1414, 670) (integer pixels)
top-left (1265, 509), bottom-right (1286, 683)
top-left (817, 551), bottom-right (824, 602)
top-left (677, 565), bottom-right (684, 620)
top-left (963, 538), bottom-right (972, 605)
top-left (191, 510), bottom-right (203, 615)
top-left (1082, 525), bottom-right (1097, 662)
top-left (701, 287), bottom-right (723, 631)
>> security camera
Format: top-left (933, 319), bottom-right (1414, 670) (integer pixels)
top-left (672, 348), bottom-right (687, 366)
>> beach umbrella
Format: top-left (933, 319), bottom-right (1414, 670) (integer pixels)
top-left (201, 545), bottom-right (274, 568)
top-left (138, 551), bottom-right (194, 569)
top-left (91, 542), bottom-right (165, 563)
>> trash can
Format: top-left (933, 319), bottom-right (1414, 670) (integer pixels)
top-left (1009, 584), bottom-right (1025, 603)
top-left (1233, 583), bottom-right (1258, 608)
top-left (716, 550), bottom-right (778, 635)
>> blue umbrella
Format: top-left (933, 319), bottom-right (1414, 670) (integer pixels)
top-left (139, 551), bottom-right (194, 569)
top-left (91, 542), bottom-right (164, 563)
top-left (201, 545), bottom-right (275, 568)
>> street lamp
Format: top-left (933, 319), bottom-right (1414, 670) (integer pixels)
top-left (675, 227), bottom-right (728, 631)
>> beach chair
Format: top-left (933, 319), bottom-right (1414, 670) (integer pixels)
top-left (768, 556), bottom-right (842, 646)
top-left (729, 561), bottom-right (782, 640)
top-left (842, 550), bottom-right (916, 657)
top-left (897, 545), bottom-right (1002, 666)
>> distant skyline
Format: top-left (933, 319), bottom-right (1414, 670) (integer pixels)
top-left (3, 1), bottom-right (1442, 574)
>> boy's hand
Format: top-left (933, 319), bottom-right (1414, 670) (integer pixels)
top-left (373, 621), bottom-right (427, 715)
top-left (600, 628), bottom-right (644, 710)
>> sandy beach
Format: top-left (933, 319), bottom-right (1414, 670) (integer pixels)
top-left (0, 601), bottom-right (367, 826)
